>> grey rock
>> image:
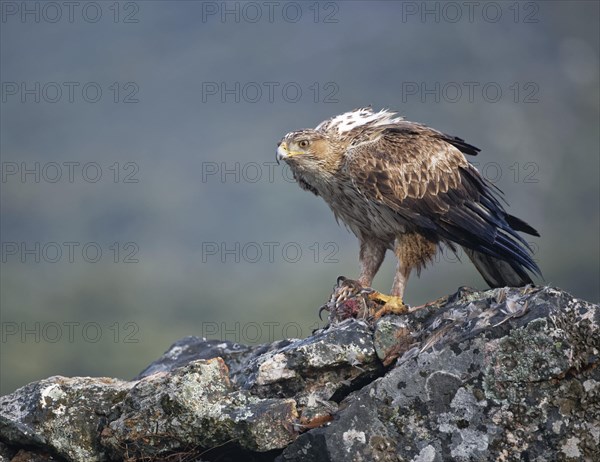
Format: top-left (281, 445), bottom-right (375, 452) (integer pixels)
top-left (1, 286), bottom-right (598, 462)
top-left (242, 319), bottom-right (382, 397)
top-left (135, 336), bottom-right (254, 379)
top-left (0, 376), bottom-right (132, 462)
top-left (102, 357), bottom-right (298, 459)
top-left (279, 286), bottom-right (600, 462)
top-left (135, 336), bottom-right (296, 384)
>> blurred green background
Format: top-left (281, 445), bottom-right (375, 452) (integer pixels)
top-left (1, 1), bottom-right (598, 396)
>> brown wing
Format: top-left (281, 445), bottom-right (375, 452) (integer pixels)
top-left (342, 124), bottom-right (541, 277)
top-left (344, 124), bottom-right (470, 206)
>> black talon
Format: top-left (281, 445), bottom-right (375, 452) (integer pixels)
top-left (318, 304), bottom-right (330, 321)
top-left (336, 275), bottom-right (347, 286)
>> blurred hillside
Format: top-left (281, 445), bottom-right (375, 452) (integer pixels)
top-left (1, 1), bottom-right (598, 395)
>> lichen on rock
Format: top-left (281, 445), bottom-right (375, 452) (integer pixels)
top-left (1, 286), bottom-right (598, 462)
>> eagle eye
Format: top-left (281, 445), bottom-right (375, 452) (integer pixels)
top-left (298, 139), bottom-right (310, 149)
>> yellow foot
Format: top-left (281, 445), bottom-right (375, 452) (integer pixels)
top-left (366, 292), bottom-right (408, 320)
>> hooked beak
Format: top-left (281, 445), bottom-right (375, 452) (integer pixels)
top-left (276, 141), bottom-right (288, 165)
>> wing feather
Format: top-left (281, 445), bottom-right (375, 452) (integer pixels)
top-left (342, 124), bottom-right (541, 277)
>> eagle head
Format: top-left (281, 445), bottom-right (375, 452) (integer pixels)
top-left (276, 108), bottom-right (401, 169)
top-left (276, 129), bottom-right (329, 165)
top-left (276, 129), bottom-right (341, 195)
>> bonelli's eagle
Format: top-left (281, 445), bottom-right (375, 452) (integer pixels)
top-left (277, 108), bottom-right (541, 313)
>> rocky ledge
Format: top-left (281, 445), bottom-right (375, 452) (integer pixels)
top-left (1, 286), bottom-right (599, 462)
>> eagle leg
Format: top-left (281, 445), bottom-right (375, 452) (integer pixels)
top-left (391, 233), bottom-right (437, 301)
top-left (357, 238), bottom-right (387, 288)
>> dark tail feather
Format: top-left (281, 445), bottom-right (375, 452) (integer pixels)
top-left (464, 248), bottom-right (533, 288)
top-left (505, 214), bottom-right (540, 237)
